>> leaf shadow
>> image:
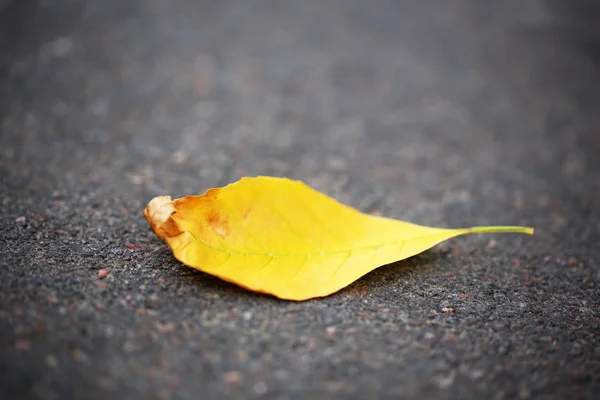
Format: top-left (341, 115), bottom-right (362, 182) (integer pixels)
top-left (335, 249), bottom-right (448, 298)
top-left (151, 249), bottom-right (283, 304)
top-left (157, 246), bottom-right (450, 304)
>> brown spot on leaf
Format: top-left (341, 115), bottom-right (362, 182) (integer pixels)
top-left (203, 188), bottom-right (220, 200)
top-left (207, 213), bottom-right (229, 238)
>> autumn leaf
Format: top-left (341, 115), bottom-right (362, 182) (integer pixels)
top-left (143, 176), bottom-right (533, 301)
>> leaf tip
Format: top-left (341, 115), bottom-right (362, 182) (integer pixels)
top-left (143, 196), bottom-right (180, 240)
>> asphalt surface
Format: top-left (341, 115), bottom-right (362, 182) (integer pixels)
top-left (1, 1), bottom-right (599, 399)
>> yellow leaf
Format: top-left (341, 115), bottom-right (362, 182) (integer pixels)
top-left (143, 176), bottom-right (534, 301)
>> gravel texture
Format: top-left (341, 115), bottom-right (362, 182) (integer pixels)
top-left (1, 1), bottom-right (599, 399)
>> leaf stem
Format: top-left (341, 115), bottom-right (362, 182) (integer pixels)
top-left (462, 226), bottom-right (534, 235)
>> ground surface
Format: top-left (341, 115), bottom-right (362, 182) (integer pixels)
top-left (1, 1), bottom-right (599, 399)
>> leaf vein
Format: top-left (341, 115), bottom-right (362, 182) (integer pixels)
top-left (251, 186), bottom-right (324, 254)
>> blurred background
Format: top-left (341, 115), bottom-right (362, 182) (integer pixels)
top-left (1, 1), bottom-right (599, 399)
top-left (2, 0), bottom-right (598, 211)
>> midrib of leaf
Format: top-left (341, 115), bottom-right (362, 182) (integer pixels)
top-left (181, 225), bottom-right (533, 258)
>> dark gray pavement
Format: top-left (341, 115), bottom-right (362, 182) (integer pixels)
top-left (1, 1), bottom-right (599, 399)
